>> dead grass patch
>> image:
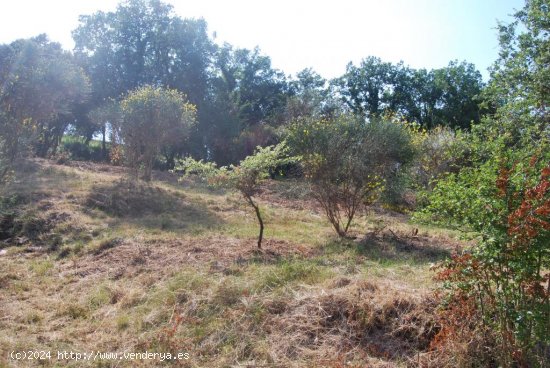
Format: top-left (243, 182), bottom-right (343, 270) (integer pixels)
top-left (265, 279), bottom-right (439, 366)
top-left (59, 236), bottom-right (315, 283)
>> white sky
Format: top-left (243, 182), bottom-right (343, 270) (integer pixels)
top-left (0, 0), bottom-right (524, 80)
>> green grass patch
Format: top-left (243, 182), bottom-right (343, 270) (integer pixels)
top-left (251, 258), bottom-right (333, 292)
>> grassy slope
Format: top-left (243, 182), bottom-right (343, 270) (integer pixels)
top-left (0, 160), bottom-right (464, 367)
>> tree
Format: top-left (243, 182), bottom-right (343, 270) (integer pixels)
top-left (483, 0), bottom-right (549, 146)
top-left (199, 45), bottom-right (289, 164)
top-left (119, 86), bottom-right (196, 181)
top-left (0, 35), bottom-right (89, 179)
top-left (335, 57), bottom-right (394, 118)
top-left (88, 99), bottom-right (121, 160)
top-left (432, 61), bottom-right (483, 129)
top-left (72, 0), bottom-right (214, 150)
top-left (219, 46), bottom-right (289, 127)
top-left (287, 115), bottom-right (415, 237)
top-left (177, 143), bottom-right (292, 248)
top-left (285, 68), bottom-right (341, 122)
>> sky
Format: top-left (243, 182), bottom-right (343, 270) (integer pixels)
top-left (0, 0), bottom-right (525, 81)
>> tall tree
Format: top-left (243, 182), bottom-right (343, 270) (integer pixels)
top-left (88, 99), bottom-right (120, 160)
top-left (199, 44), bottom-right (289, 164)
top-left (335, 56), bottom-right (394, 118)
top-left (484, 0), bottom-right (549, 145)
top-left (72, 0), bottom-right (214, 150)
top-left (285, 68), bottom-right (341, 121)
top-left (215, 45), bottom-right (289, 127)
top-left (0, 35), bottom-right (89, 178)
top-left (432, 61), bottom-right (483, 129)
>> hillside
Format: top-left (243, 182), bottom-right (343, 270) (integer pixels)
top-left (0, 159), bottom-right (466, 367)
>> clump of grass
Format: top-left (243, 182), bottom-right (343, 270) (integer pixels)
top-left (56, 246), bottom-right (72, 259)
top-left (265, 279), bottom-right (439, 364)
top-left (87, 284), bottom-right (123, 309)
top-left (91, 237), bottom-right (123, 255)
top-left (85, 180), bottom-right (181, 217)
top-left (213, 280), bottom-right (245, 307)
top-left (22, 311), bottom-right (44, 324)
top-left (253, 259), bottom-right (333, 291)
top-left (62, 304), bottom-right (88, 320)
top-left (116, 314), bottom-right (130, 330)
top-left (29, 259), bottom-right (54, 276)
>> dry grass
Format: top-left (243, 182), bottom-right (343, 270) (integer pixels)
top-left (0, 159), bottom-right (466, 367)
top-left (263, 279), bottom-right (439, 367)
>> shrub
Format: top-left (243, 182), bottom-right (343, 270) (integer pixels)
top-left (409, 125), bottom-right (469, 191)
top-left (286, 115), bottom-right (415, 237)
top-left (177, 143), bottom-right (293, 248)
top-left (119, 86), bottom-right (196, 181)
top-left (60, 136), bottom-right (105, 162)
top-left (417, 153), bottom-right (550, 366)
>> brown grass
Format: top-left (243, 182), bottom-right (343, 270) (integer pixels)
top-left (0, 159), bottom-right (467, 367)
top-left (263, 279), bottom-right (439, 367)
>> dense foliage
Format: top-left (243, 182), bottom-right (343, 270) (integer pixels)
top-left (287, 115), bottom-right (415, 236)
top-left (119, 86), bottom-right (196, 181)
top-left (336, 58), bottom-right (484, 129)
top-left (416, 0), bottom-right (549, 365)
top-left (0, 0), bottom-right (489, 179)
top-left (0, 35), bottom-right (89, 180)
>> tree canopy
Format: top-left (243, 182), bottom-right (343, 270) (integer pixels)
top-left (0, 35), bottom-right (89, 179)
top-left (336, 58), bottom-right (484, 129)
top-left (119, 85), bottom-right (196, 181)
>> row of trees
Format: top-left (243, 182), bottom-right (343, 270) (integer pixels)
top-left (0, 0), bottom-right (487, 181)
top-left (337, 58), bottom-right (484, 129)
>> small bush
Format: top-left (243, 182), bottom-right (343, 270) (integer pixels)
top-left (63, 304), bottom-right (88, 320)
top-left (177, 143), bottom-right (294, 248)
top-left (287, 115), bottom-right (415, 236)
top-left (256, 260), bottom-right (329, 291)
top-left (410, 125), bottom-right (469, 191)
top-left (116, 314), bottom-right (130, 330)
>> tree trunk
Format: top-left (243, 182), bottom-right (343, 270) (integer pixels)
top-left (101, 125), bottom-right (107, 161)
top-left (247, 195), bottom-right (264, 249)
top-left (143, 154), bottom-right (153, 182)
top-left (51, 135), bottom-right (60, 156)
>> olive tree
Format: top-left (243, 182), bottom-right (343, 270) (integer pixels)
top-left (287, 115), bottom-right (415, 237)
top-left (177, 143), bottom-right (292, 248)
top-left (119, 86), bottom-right (196, 181)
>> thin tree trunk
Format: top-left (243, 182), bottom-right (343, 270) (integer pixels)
top-left (144, 154), bottom-right (153, 182)
top-left (246, 195), bottom-right (264, 249)
top-left (101, 125), bottom-right (107, 161)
